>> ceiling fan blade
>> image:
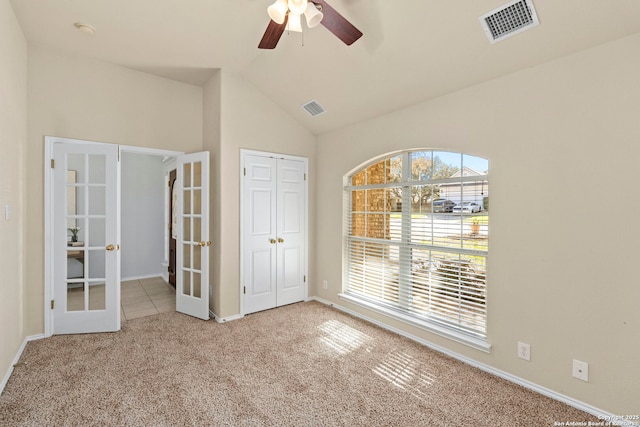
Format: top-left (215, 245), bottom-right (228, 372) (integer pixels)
top-left (313, 0), bottom-right (363, 45)
top-left (258, 15), bottom-right (289, 49)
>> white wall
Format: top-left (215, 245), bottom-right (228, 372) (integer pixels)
top-left (121, 152), bottom-right (165, 279)
top-left (26, 46), bottom-right (203, 335)
top-left (0, 0), bottom-right (27, 387)
top-left (315, 33), bottom-right (640, 415)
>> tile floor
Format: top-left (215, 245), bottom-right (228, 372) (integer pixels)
top-left (121, 276), bottom-right (176, 320)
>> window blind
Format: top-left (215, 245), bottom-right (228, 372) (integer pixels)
top-left (345, 151), bottom-right (489, 339)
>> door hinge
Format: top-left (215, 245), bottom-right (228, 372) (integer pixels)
top-left (50, 159), bottom-right (55, 169)
top-left (304, 275), bottom-right (306, 283)
top-left (243, 167), bottom-right (246, 176)
top-left (51, 300), bottom-right (54, 309)
top-left (304, 173), bottom-right (307, 181)
top-left (243, 286), bottom-right (246, 294)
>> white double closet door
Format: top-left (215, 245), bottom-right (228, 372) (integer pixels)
top-left (242, 152), bottom-right (307, 315)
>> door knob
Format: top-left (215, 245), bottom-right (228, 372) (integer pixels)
top-left (106, 244), bottom-right (115, 251)
top-left (277, 238), bottom-right (284, 243)
top-left (270, 238), bottom-right (276, 244)
top-left (198, 241), bottom-right (206, 247)
top-left (206, 241), bottom-right (212, 246)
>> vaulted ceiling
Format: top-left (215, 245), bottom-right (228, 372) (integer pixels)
top-left (10, 0), bottom-right (640, 134)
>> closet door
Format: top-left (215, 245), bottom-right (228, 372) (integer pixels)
top-left (242, 152), bottom-right (307, 315)
top-left (52, 142), bottom-right (120, 334)
top-left (242, 155), bottom-right (278, 314)
top-left (275, 159), bottom-right (306, 306)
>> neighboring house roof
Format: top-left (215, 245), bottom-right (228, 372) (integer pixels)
top-left (450, 166), bottom-right (487, 178)
top-left (439, 167), bottom-right (488, 189)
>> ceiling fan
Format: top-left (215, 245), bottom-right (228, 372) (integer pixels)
top-left (259, 0), bottom-right (363, 49)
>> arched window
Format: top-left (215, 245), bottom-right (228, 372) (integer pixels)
top-left (343, 150), bottom-right (489, 343)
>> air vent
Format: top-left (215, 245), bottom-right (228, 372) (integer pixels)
top-left (480, 0), bottom-right (539, 44)
top-left (302, 100), bottom-right (326, 117)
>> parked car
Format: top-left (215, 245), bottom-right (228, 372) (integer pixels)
top-left (432, 199), bottom-right (456, 213)
top-left (453, 202), bottom-right (482, 213)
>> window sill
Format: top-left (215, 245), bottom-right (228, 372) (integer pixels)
top-left (338, 293), bottom-right (492, 353)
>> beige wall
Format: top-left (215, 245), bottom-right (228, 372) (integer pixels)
top-left (0, 0), bottom-right (27, 385)
top-left (203, 70), bottom-right (221, 314)
top-left (316, 33), bottom-right (640, 414)
top-left (213, 69), bottom-right (316, 319)
top-left (25, 46), bottom-right (203, 335)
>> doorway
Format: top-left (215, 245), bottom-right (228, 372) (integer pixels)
top-left (241, 150), bottom-right (308, 315)
top-left (44, 137), bottom-right (211, 336)
top-left (168, 169), bottom-right (177, 288)
top-left (120, 151), bottom-right (175, 320)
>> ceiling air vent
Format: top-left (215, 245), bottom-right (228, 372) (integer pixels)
top-left (480, 0), bottom-right (539, 44)
top-left (302, 100), bottom-right (326, 117)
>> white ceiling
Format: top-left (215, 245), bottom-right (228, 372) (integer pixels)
top-left (10, 0), bottom-right (640, 135)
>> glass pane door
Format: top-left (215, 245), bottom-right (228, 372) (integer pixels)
top-left (176, 152), bottom-right (210, 320)
top-left (53, 142), bottom-right (119, 334)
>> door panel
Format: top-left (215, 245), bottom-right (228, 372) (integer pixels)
top-left (282, 247), bottom-right (300, 289)
top-left (252, 189), bottom-right (273, 234)
top-left (282, 191), bottom-right (301, 233)
top-left (176, 152), bottom-right (210, 320)
top-left (252, 250), bottom-right (275, 294)
top-left (53, 143), bottom-right (119, 334)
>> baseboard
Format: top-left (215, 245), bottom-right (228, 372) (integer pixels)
top-left (211, 310), bottom-right (244, 323)
top-left (309, 296), bottom-right (636, 426)
top-left (121, 273), bottom-right (166, 282)
top-left (1, 334), bottom-right (45, 396)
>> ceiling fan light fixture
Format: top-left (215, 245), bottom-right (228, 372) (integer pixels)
top-left (286, 13), bottom-right (303, 32)
top-left (304, 2), bottom-right (323, 28)
top-left (259, 0), bottom-right (362, 49)
top-left (267, 0), bottom-right (288, 24)
top-left (288, 0), bottom-right (308, 16)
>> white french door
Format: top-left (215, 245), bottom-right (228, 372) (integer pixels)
top-left (242, 152), bottom-right (307, 315)
top-left (52, 142), bottom-right (120, 334)
top-left (49, 139), bottom-right (210, 335)
top-left (176, 152), bottom-right (210, 320)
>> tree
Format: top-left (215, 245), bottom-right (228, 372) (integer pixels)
top-left (411, 154), bottom-right (459, 212)
top-left (387, 153), bottom-right (460, 212)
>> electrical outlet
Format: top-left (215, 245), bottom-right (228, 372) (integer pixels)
top-left (322, 280), bottom-right (328, 290)
top-left (517, 341), bottom-right (531, 361)
top-left (572, 359), bottom-right (589, 382)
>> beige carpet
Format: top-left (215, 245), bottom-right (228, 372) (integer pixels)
top-left (1, 301), bottom-right (599, 426)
